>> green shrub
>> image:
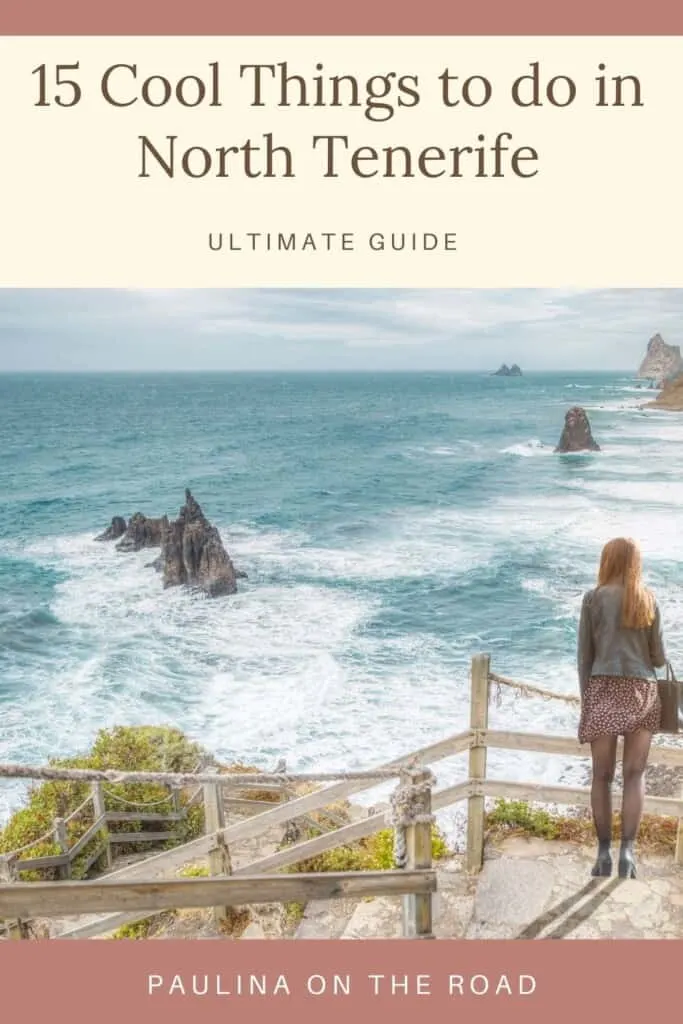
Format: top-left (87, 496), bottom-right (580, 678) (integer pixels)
top-left (288, 824), bottom-right (450, 874)
top-left (284, 901), bottom-right (305, 924)
top-left (110, 912), bottom-right (177, 940)
top-left (178, 863), bottom-right (209, 878)
top-left (0, 726), bottom-right (207, 881)
top-left (485, 799), bottom-right (558, 839)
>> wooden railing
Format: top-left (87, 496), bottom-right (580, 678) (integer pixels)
top-left (1, 652), bottom-right (682, 940)
top-left (2, 782), bottom-right (199, 880)
top-left (0, 761), bottom-right (302, 882)
top-left (465, 653), bottom-right (683, 871)
top-left (0, 763), bottom-right (435, 940)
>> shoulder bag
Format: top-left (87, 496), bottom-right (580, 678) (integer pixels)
top-left (657, 662), bottom-right (683, 734)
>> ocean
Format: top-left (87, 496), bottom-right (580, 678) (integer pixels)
top-left (1, 370), bottom-right (682, 835)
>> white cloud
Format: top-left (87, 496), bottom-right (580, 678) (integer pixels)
top-left (0, 288), bottom-right (681, 371)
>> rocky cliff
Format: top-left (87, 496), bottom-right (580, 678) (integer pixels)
top-left (645, 372), bottom-right (683, 411)
top-left (637, 334), bottom-right (683, 383)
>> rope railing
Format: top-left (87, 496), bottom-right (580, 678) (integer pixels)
top-left (0, 763), bottom-right (405, 788)
top-left (63, 791), bottom-right (97, 824)
top-left (3, 824), bottom-right (61, 858)
top-left (488, 670), bottom-right (580, 706)
top-left (102, 787), bottom-right (176, 808)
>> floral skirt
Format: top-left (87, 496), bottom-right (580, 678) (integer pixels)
top-left (578, 675), bottom-right (661, 744)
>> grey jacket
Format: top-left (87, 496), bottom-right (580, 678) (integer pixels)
top-left (577, 583), bottom-right (667, 695)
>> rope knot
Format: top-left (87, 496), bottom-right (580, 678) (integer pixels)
top-left (389, 766), bottom-right (435, 869)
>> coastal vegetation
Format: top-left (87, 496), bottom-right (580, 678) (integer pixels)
top-left (486, 798), bottom-right (677, 855)
top-left (0, 725), bottom-right (206, 880)
top-left (285, 816), bottom-right (450, 873)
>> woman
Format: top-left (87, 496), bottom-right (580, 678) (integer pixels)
top-left (577, 537), bottom-right (667, 879)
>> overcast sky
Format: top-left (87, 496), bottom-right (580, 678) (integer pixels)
top-left (0, 288), bottom-right (681, 372)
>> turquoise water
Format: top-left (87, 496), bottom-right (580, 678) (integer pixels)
top-left (1, 371), bottom-right (682, 830)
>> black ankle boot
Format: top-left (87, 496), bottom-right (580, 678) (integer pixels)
top-left (618, 841), bottom-right (637, 879)
top-left (591, 841), bottom-right (612, 877)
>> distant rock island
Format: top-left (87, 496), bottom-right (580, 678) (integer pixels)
top-left (644, 372), bottom-right (683, 412)
top-left (555, 407), bottom-right (601, 453)
top-left (95, 490), bottom-right (245, 597)
top-left (492, 364), bottom-right (522, 377)
top-left (637, 333), bottom-right (683, 385)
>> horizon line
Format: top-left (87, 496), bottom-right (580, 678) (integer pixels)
top-left (0, 367), bottom-right (638, 376)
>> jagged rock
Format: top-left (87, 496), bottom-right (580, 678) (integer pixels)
top-left (493, 363), bottom-right (522, 377)
top-left (94, 516), bottom-right (127, 542)
top-left (645, 372), bottom-right (683, 411)
top-left (637, 333), bottom-right (683, 384)
top-left (115, 512), bottom-right (164, 552)
top-left (555, 407), bottom-right (601, 453)
top-left (160, 490), bottom-right (238, 597)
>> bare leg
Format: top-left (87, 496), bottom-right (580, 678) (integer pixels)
top-left (590, 734), bottom-right (618, 876)
top-left (619, 728), bottom-right (653, 878)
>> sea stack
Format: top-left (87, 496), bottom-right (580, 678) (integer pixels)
top-left (493, 363), bottom-right (522, 377)
top-left (94, 516), bottom-right (127, 542)
top-left (637, 333), bottom-right (683, 385)
top-left (115, 513), bottom-right (165, 552)
top-left (159, 489), bottom-right (239, 597)
top-left (555, 407), bottom-right (601, 453)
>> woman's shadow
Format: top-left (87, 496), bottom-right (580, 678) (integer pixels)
top-left (516, 877), bottom-right (622, 939)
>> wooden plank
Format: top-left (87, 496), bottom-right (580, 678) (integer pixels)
top-left (480, 778), bottom-right (683, 817)
top-left (67, 816), bottom-right (107, 861)
top-left (91, 783), bottom-right (112, 870)
top-left (14, 854), bottom-right (70, 872)
top-left (108, 832), bottom-right (175, 844)
top-left (220, 781), bottom-right (288, 792)
top-left (466, 654), bottom-right (489, 872)
top-left (484, 729), bottom-right (683, 767)
top-left (80, 729), bottom-right (472, 886)
top-left (432, 780), bottom-right (470, 811)
top-left (223, 797), bottom-right (280, 810)
top-left (54, 818), bottom-right (71, 881)
top-left (0, 870), bottom-right (436, 919)
top-left (105, 812), bottom-right (186, 823)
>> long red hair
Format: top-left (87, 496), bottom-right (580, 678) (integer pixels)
top-left (597, 537), bottom-right (654, 629)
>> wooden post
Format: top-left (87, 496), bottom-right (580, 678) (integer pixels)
top-left (203, 768), bottom-right (230, 925)
top-left (0, 855), bottom-right (28, 939)
top-left (402, 768), bottom-right (434, 939)
top-left (466, 653), bottom-right (491, 873)
top-left (676, 786), bottom-right (683, 866)
top-left (53, 817), bottom-right (71, 880)
top-left (91, 782), bottom-right (113, 870)
top-left (170, 786), bottom-right (183, 843)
